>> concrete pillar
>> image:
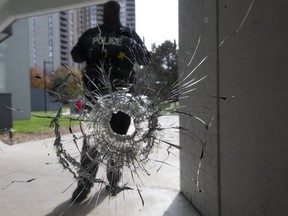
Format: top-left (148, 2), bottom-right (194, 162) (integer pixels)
top-left (219, 0), bottom-right (288, 215)
top-left (178, 0), bottom-right (219, 215)
top-left (0, 19), bottom-right (31, 120)
top-left (179, 0), bottom-right (288, 215)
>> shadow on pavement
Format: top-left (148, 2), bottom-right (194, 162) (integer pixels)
top-left (163, 192), bottom-right (202, 216)
top-left (45, 187), bottom-right (109, 216)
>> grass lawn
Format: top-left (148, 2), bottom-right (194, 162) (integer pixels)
top-left (13, 111), bottom-right (79, 133)
top-left (160, 101), bottom-right (179, 112)
top-left (12, 101), bottom-right (179, 133)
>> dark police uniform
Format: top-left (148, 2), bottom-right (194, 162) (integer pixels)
top-left (71, 24), bottom-right (150, 93)
top-left (70, 23), bottom-right (150, 200)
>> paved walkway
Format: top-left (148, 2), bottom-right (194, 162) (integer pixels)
top-left (0, 115), bottom-right (200, 216)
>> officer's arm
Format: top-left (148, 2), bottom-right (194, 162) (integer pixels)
top-left (131, 31), bottom-right (151, 65)
top-left (71, 44), bottom-right (85, 63)
top-left (71, 34), bottom-right (87, 63)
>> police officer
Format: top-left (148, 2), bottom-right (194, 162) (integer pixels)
top-left (71, 0), bottom-right (150, 202)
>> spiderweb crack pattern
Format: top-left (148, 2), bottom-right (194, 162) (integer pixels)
top-left (48, 0), bottom-right (255, 203)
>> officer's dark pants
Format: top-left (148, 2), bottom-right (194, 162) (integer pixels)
top-left (80, 111), bottom-right (131, 187)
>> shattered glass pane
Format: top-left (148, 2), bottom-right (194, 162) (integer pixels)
top-left (0, 2), bottom-right (255, 214)
top-left (49, 60), bottom-right (187, 200)
top-left (48, 0), bottom-right (255, 198)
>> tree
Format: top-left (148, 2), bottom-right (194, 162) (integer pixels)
top-left (150, 40), bottom-right (178, 85)
top-left (49, 66), bottom-right (83, 102)
top-left (30, 65), bottom-right (83, 105)
top-left (30, 67), bottom-right (48, 88)
top-left (137, 40), bottom-right (179, 101)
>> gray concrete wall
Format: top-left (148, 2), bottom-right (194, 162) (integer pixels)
top-left (0, 19), bottom-right (31, 120)
top-left (0, 39), bottom-right (8, 93)
top-left (178, 0), bottom-right (219, 215)
top-left (179, 0), bottom-right (288, 215)
top-left (219, 0), bottom-right (288, 215)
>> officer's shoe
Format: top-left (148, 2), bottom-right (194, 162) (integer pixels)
top-left (72, 182), bottom-right (93, 202)
top-left (106, 159), bottom-right (122, 196)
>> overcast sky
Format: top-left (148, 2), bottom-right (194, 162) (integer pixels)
top-left (135, 0), bottom-right (178, 50)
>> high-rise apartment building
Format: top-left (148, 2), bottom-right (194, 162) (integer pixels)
top-left (0, 0), bottom-right (136, 118)
top-left (120, 0), bottom-right (136, 30)
top-left (29, 0), bottom-right (136, 71)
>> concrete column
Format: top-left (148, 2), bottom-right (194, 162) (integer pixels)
top-left (219, 0), bottom-right (288, 215)
top-left (179, 0), bottom-right (288, 215)
top-left (179, 0), bottom-right (219, 215)
top-left (0, 19), bottom-right (31, 120)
